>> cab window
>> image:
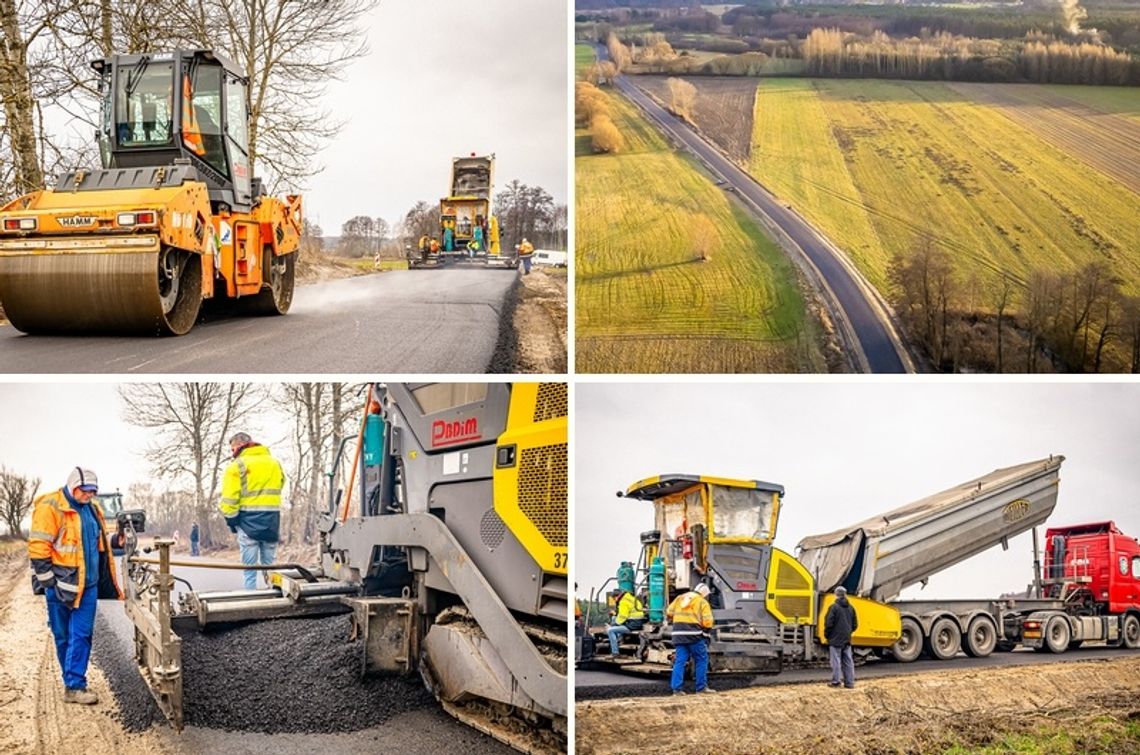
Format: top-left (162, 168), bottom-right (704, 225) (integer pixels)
top-left (116, 61), bottom-right (174, 146)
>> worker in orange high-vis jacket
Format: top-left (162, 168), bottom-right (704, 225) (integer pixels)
top-left (28, 467), bottom-right (123, 705)
top-left (666, 581), bottom-right (716, 695)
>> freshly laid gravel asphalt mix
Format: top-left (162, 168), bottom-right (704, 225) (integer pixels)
top-left (94, 612), bottom-right (434, 733)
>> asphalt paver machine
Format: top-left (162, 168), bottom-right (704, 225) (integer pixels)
top-left (119, 382), bottom-right (568, 753)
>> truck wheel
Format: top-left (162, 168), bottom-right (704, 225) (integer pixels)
top-left (925, 617), bottom-right (961, 660)
top-left (1044, 616), bottom-right (1071, 653)
top-left (1123, 614), bottom-right (1140, 649)
top-left (963, 616), bottom-right (998, 658)
top-left (891, 617), bottom-right (923, 663)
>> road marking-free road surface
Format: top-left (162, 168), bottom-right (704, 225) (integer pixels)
top-left (0, 268), bottom-right (516, 374)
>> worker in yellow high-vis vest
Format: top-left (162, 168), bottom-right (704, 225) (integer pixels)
top-left (219, 432), bottom-right (285, 589)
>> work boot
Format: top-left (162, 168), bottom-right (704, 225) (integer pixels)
top-left (63, 688), bottom-right (98, 705)
top-left (699, 687), bottom-right (717, 694)
top-left (829, 681), bottom-right (841, 687)
top-left (672, 690), bottom-right (686, 696)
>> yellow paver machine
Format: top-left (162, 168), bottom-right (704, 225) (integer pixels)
top-left (0, 50), bottom-right (301, 335)
top-left (578, 475), bottom-right (901, 674)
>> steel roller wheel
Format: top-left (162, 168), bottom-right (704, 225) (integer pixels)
top-left (891, 617), bottom-right (923, 663)
top-left (963, 616), bottom-right (998, 658)
top-left (0, 245), bottom-right (202, 335)
top-left (925, 617), bottom-right (961, 660)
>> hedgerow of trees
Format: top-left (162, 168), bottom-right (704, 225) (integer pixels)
top-left (889, 239), bottom-right (1140, 373)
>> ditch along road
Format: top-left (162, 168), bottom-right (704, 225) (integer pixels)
top-left (0, 546), bottom-right (511, 755)
top-left (0, 266), bottom-right (518, 374)
top-left (601, 54), bottom-right (911, 374)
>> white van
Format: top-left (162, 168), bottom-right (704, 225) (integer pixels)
top-left (532, 249), bottom-right (568, 268)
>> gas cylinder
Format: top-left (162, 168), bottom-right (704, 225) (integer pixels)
top-left (617, 561), bottom-right (635, 594)
top-left (363, 413), bottom-right (385, 466)
top-left (648, 557), bottom-right (667, 623)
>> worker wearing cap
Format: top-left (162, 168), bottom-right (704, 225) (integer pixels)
top-left (666, 581), bottom-right (715, 695)
top-left (28, 467), bottom-right (123, 705)
top-left (517, 238), bottom-right (535, 275)
top-left (825, 586), bottom-right (858, 688)
top-left (218, 433), bottom-right (285, 589)
top-left (607, 588), bottom-right (647, 658)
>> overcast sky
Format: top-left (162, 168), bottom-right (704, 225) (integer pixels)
top-left (575, 382), bottom-right (1140, 603)
top-left (0, 383), bottom-right (297, 504)
top-left (306, 0), bottom-right (569, 233)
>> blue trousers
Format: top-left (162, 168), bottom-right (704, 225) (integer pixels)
top-left (237, 528), bottom-right (277, 590)
top-left (520, 256), bottom-right (532, 274)
top-left (45, 586), bottom-right (98, 690)
top-left (190, 540), bottom-right (200, 556)
top-left (830, 643), bottom-right (855, 686)
top-left (671, 639), bottom-right (709, 692)
top-left (607, 623), bottom-right (630, 654)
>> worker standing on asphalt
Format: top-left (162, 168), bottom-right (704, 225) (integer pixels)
top-left (472, 223), bottom-right (485, 257)
top-left (190, 521), bottom-right (200, 556)
top-left (517, 237), bottom-right (534, 275)
top-left (825, 586), bottom-right (858, 688)
top-left (218, 432), bottom-right (285, 589)
top-left (666, 581), bottom-right (715, 695)
top-left (28, 467), bottom-right (123, 705)
top-left (607, 588), bottom-right (647, 658)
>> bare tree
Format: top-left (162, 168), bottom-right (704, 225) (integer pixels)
top-left (401, 200), bottom-right (436, 244)
top-left (993, 272), bottom-right (1014, 373)
top-left (0, 0), bottom-right (56, 196)
top-left (278, 383), bottom-right (358, 545)
top-left (0, 467), bottom-right (40, 539)
top-left (665, 77), bottom-right (697, 121)
top-left (119, 383), bottom-right (267, 548)
top-left (591, 114), bottom-right (624, 154)
top-left (174, 0), bottom-right (377, 190)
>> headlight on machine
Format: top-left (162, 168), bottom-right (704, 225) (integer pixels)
top-left (2, 217), bottom-right (37, 231)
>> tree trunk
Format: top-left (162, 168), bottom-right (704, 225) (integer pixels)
top-left (0, 0), bottom-right (45, 195)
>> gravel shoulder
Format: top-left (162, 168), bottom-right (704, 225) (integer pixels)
top-left (577, 656), bottom-right (1140, 754)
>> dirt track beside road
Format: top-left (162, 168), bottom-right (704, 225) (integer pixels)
top-left (577, 656), bottom-right (1140, 754)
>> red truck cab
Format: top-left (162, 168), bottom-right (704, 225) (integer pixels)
top-left (1043, 521), bottom-right (1140, 613)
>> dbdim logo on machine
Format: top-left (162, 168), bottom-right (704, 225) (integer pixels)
top-left (432, 417), bottom-right (480, 447)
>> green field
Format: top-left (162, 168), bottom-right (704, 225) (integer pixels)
top-left (575, 44), bottom-right (595, 78)
top-left (576, 62), bottom-right (827, 372)
top-left (748, 79), bottom-right (1140, 297)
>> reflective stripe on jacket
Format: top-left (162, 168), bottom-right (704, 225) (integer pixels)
top-left (27, 488), bottom-right (124, 607)
top-left (616, 592), bottom-right (646, 625)
top-left (219, 445), bottom-right (284, 542)
top-left (666, 590), bottom-right (713, 641)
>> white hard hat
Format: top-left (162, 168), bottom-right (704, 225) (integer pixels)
top-left (694, 583), bottom-right (711, 597)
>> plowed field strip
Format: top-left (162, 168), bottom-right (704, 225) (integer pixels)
top-left (637, 75), bottom-right (758, 162)
top-left (950, 82), bottom-right (1140, 196)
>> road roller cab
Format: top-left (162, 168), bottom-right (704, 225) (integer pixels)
top-left (93, 50), bottom-right (255, 212)
top-left (0, 49), bottom-right (301, 336)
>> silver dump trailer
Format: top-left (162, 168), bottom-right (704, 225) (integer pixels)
top-left (797, 457), bottom-right (1077, 662)
top-left (797, 456), bottom-right (1064, 602)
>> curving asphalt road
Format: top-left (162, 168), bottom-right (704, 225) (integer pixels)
top-left (576, 644), bottom-right (1140, 699)
top-left (598, 49), bottom-right (909, 373)
top-left (0, 268), bottom-right (516, 374)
